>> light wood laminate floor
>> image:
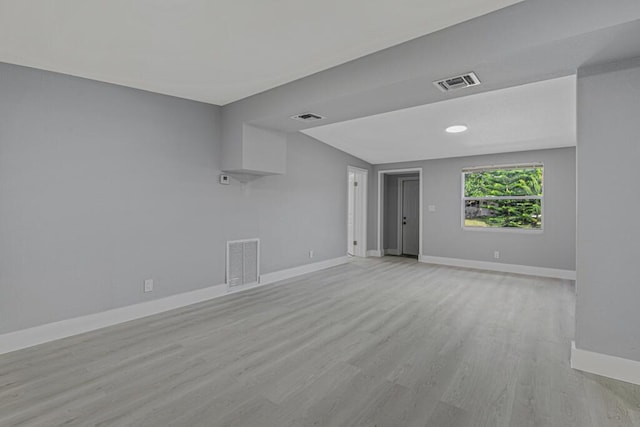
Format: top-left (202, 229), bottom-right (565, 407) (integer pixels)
top-left (2, 257), bottom-right (640, 426)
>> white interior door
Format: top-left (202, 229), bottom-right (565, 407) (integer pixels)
top-left (401, 179), bottom-right (419, 256)
top-left (348, 167), bottom-right (367, 257)
top-left (348, 171), bottom-right (356, 256)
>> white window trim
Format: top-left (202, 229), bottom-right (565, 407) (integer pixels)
top-left (461, 163), bottom-right (544, 233)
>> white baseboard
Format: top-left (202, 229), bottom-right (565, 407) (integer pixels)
top-left (419, 255), bottom-right (576, 280)
top-left (0, 256), bottom-right (350, 355)
top-left (259, 256), bottom-right (349, 285)
top-left (367, 250), bottom-right (382, 257)
top-left (571, 341), bottom-right (640, 386)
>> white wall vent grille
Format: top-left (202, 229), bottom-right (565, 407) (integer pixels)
top-left (433, 72), bottom-right (481, 92)
top-left (226, 239), bottom-right (260, 289)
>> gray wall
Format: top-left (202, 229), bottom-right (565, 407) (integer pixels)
top-left (251, 132), bottom-right (370, 273)
top-left (575, 58), bottom-right (640, 362)
top-left (0, 62), bottom-right (370, 334)
top-left (371, 147), bottom-right (576, 270)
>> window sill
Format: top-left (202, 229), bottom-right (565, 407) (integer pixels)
top-left (462, 226), bottom-right (544, 234)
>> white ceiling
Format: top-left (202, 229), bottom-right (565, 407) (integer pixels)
top-left (301, 75), bottom-right (576, 164)
top-left (0, 0), bottom-right (522, 105)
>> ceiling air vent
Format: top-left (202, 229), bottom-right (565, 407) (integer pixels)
top-left (291, 112), bottom-right (325, 122)
top-left (433, 72), bottom-right (481, 92)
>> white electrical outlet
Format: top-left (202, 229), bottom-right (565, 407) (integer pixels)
top-left (494, 251), bottom-right (500, 259)
top-left (428, 205), bottom-right (436, 212)
top-left (144, 279), bottom-right (154, 293)
top-left (309, 250), bottom-right (314, 258)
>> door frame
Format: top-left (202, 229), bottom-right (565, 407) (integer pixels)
top-left (347, 166), bottom-right (368, 257)
top-left (377, 168), bottom-right (423, 258)
top-left (397, 177), bottom-right (420, 255)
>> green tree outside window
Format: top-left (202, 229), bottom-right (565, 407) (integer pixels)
top-left (463, 166), bottom-right (543, 229)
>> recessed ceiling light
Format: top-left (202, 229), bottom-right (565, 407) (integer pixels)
top-left (446, 125), bottom-right (468, 134)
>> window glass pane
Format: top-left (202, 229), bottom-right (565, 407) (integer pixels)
top-left (464, 167), bottom-right (543, 198)
top-left (464, 199), bottom-right (542, 229)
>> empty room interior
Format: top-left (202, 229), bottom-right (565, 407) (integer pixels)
top-left (2, 1), bottom-right (640, 426)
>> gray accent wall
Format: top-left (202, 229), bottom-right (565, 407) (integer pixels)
top-left (575, 58), bottom-right (640, 362)
top-left (250, 131), bottom-right (370, 273)
top-left (0, 62), bottom-right (370, 334)
top-left (371, 147), bottom-right (576, 271)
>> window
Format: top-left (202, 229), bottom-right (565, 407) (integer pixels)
top-left (462, 164), bottom-right (543, 230)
